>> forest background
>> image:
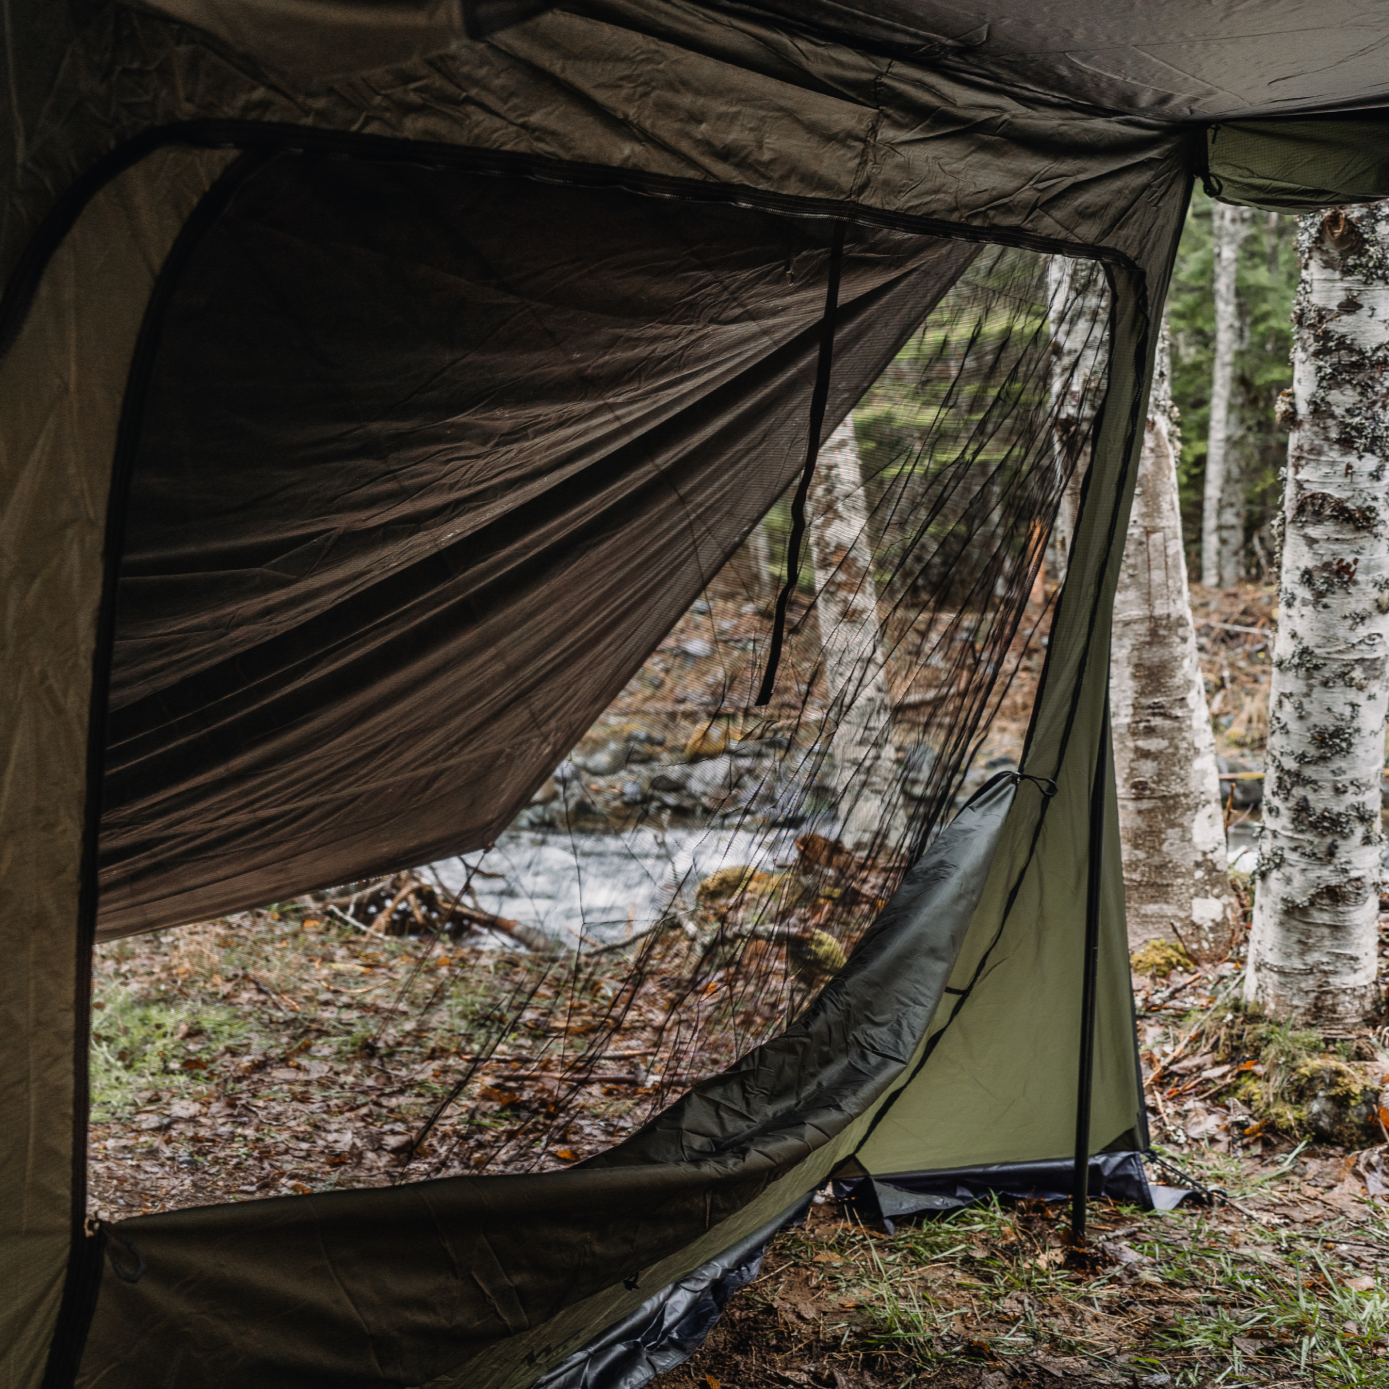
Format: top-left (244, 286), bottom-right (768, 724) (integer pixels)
top-left (1169, 191), bottom-right (1297, 581)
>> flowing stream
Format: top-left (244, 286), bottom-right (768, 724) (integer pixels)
top-left (434, 824), bottom-right (805, 948)
top-left (429, 816), bottom-right (1266, 951)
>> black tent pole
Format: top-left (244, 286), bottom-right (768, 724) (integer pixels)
top-left (1070, 684), bottom-right (1110, 1248)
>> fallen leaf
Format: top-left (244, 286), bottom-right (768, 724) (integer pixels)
top-left (1185, 1110), bottom-right (1225, 1141)
top-left (812, 1250), bottom-right (843, 1264)
top-left (554, 1149), bottom-right (580, 1162)
top-left (1355, 1146), bottom-right (1389, 1197)
top-left (1346, 1275), bottom-right (1377, 1292)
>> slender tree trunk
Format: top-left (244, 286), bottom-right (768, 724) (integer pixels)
top-left (1202, 202), bottom-right (1250, 587)
top-left (1217, 423), bottom-right (1247, 585)
top-left (1046, 257), bottom-right (1109, 585)
top-left (1111, 320), bottom-right (1233, 955)
top-left (1245, 203), bottom-right (1389, 1031)
top-left (708, 519), bottom-right (772, 606)
top-left (808, 417), bottom-right (908, 853)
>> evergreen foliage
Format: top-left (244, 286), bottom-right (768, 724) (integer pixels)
top-left (1169, 189), bottom-right (1300, 577)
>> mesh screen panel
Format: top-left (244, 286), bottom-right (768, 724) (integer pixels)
top-left (89, 232), bottom-right (1109, 1210)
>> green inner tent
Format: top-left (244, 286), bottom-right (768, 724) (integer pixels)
top-left (1, 3), bottom-right (1386, 1387)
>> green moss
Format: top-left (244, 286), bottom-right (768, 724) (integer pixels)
top-left (1131, 939), bottom-right (1196, 978)
top-left (1188, 999), bottom-right (1384, 1145)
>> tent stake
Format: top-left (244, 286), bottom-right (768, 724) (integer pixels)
top-left (1071, 692), bottom-right (1109, 1248)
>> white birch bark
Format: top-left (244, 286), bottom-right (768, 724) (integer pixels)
top-left (1202, 202), bottom-right (1250, 587)
top-left (808, 417), bottom-right (908, 853)
top-left (1046, 257), bottom-right (1109, 584)
top-left (1245, 203), bottom-right (1389, 1031)
top-left (1111, 320), bottom-right (1234, 955)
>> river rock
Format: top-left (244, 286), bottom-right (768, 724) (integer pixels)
top-left (684, 754), bottom-right (743, 808)
top-left (729, 736), bottom-right (789, 759)
top-left (573, 728), bottom-right (667, 775)
top-left (684, 722), bottom-right (730, 761)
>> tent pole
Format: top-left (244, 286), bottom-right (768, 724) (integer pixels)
top-left (1070, 684), bottom-right (1109, 1247)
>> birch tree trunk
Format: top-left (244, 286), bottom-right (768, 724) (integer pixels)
top-left (1046, 257), bottom-right (1109, 585)
top-left (808, 417), bottom-right (908, 853)
top-left (708, 519), bottom-right (772, 606)
top-left (1245, 203), bottom-right (1389, 1031)
top-left (1112, 320), bottom-right (1234, 955)
top-left (1202, 202), bottom-right (1250, 587)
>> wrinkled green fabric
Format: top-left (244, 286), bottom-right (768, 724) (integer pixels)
top-left (0, 146), bottom-right (238, 1389)
top-left (1207, 118), bottom-right (1389, 212)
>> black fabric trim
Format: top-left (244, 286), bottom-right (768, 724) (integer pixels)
top-left (531, 1198), bottom-right (810, 1389)
top-left (756, 219), bottom-right (844, 706)
top-left (833, 1152), bottom-right (1153, 1232)
top-left (38, 150), bottom-right (270, 1389)
top-left (0, 119), bottom-right (1142, 381)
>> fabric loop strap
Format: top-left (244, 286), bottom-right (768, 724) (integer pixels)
top-left (755, 220), bottom-right (846, 706)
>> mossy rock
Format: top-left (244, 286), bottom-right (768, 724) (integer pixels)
top-left (1200, 1002), bottom-right (1386, 1145)
top-left (1295, 1058), bottom-right (1385, 1147)
top-left (1130, 939), bottom-right (1194, 978)
top-left (788, 929), bottom-right (848, 982)
top-left (696, 867), bottom-right (789, 908)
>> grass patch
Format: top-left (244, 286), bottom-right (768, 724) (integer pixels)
top-left (1164, 995), bottom-right (1387, 1147)
top-left (664, 1183), bottom-right (1389, 1388)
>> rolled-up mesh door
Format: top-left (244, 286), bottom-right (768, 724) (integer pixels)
top-left (88, 162), bottom-right (1109, 1210)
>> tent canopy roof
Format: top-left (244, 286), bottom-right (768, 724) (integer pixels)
top-left (709, 0), bottom-right (1389, 120)
top-left (137, 0), bottom-right (1389, 122)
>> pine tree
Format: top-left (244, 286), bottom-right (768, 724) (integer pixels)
top-left (1245, 202), bottom-right (1389, 1030)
